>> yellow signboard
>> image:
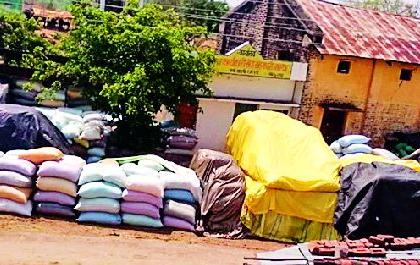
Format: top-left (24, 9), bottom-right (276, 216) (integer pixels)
top-left (215, 43), bottom-right (292, 79)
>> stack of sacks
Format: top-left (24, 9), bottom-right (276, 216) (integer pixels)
top-left (330, 135), bottom-right (372, 159)
top-left (36, 108), bottom-right (112, 162)
top-left (160, 170), bottom-right (200, 231)
top-left (35, 155), bottom-right (85, 218)
top-left (120, 163), bottom-right (164, 228)
top-left (162, 126), bottom-right (198, 167)
top-left (0, 157), bottom-right (36, 216)
top-left (76, 161), bottom-right (124, 226)
top-left (81, 113), bottom-right (110, 164)
top-left (9, 80), bottom-right (65, 107)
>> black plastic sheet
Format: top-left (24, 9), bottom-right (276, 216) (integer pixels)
top-left (0, 104), bottom-right (71, 153)
top-left (335, 162), bottom-right (420, 239)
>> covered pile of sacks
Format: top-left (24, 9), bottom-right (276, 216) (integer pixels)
top-left (37, 108), bottom-right (112, 163)
top-left (330, 135), bottom-right (399, 160)
top-left (226, 110), bottom-right (341, 243)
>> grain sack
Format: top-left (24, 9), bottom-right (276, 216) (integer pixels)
top-left (122, 190), bottom-right (163, 208)
top-left (120, 202), bottom-right (160, 219)
top-left (87, 156), bottom-right (102, 164)
top-left (75, 198), bottom-right (120, 214)
top-left (122, 214), bottom-right (163, 227)
top-left (79, 163), bottom-right (103, 185)
top-left (163, 216), bottom-right (194, 231)
top-left (159, 171), bottom-right (201, 203)
top-left (102, 166), bottom-right (126, 187)
top-left (0, 158), bottom-right (36, 176)
top-left (33, 191), bottom-right (76, 206)
top-left (0, 198), bottom-right (32, 216)
top-left (120, 163), bottom-right (159, 177)
top-left (37, 160), bottom-right (83, 182)
top-left (164, 200), bottom-right (196, 225)
top-left (0, 171), bottom-right (32, 187)
top-left (37, 177), bottom-right (77, 197)
top-left (78, 182), bottom-right (122, 199)
top-left (0, 186), bottom-right (31, 204)
top-left (19, 147), bottom-right (64, 164)
top-left (164, 189), bottom-right (196, 205)
top-left (80, 126), bottom-right (102, 140)
top-left (87, 148), bottom-right (105, 158)
top-left (137, 159), bottom-right (165, 172)
top-left (125, 175), bottom-right (164, 198)
top-left (77, 212), bottom-right (121, 225)
top-left (36, 203), bottom-right (75, 217)
top-left (342, 144), bottom-right (373, 155)
top-left (338, 135), bottom-right (370, 148)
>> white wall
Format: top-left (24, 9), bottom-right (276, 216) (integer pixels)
top-left (209, 75), bottom-right (296, 101)
top-left (195, 99), bottom-right (236, 152)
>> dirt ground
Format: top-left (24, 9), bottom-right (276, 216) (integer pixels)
top-left (0, 215), bottom-right (287, 265)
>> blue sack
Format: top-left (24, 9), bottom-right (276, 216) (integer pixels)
top-left (338, 135), bottom-right (370, 148)
top-left (78, 182), bottom-right (122, 199)
top-left (164, 189), bottom-right (196, 205)
top-left (36, 203), bottom-right (75, 217)
top-left (342, 144), bottom-right (373, 155)
top-left (87, 156), bottom-right (102, 164)
top-left (87, 148), bottom-right (105, 158)
top-left (77, 212), bottom-right (121, 225)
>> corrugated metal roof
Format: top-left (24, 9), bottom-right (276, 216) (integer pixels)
top-left (297, 0), bottom-right (420, 65)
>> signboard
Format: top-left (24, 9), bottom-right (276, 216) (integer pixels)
top-left (215, 43), bottom-right (292, 79)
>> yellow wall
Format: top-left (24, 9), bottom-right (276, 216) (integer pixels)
top-left (299, 55), bottom-right (420, 146)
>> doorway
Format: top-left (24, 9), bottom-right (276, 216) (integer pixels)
top-left (320, 109), bottom-right (347, 144)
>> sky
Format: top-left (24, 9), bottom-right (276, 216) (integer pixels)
top-left (225, 0), bottom-right (244, 7)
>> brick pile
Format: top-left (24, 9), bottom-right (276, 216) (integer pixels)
top-left (309, 235), bottom-right (420, 258)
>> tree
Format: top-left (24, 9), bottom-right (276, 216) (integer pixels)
top-left (24, 0), bottom-right (215, 151)
top-left (355, 0), bottom-right (419, 17)
top-left (0, 7), bottom-right (50, 66)
top-left (148, 0), bottom-right (230, 33)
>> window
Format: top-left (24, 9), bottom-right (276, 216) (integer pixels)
top-left (278, 50), bottom-right (292, 61)
top-left (337, 60), bottom-right (351, 74)
top-left (233, 103), bottom-right (258, 122)
top-left (400, 69), bottom-right (413, 81)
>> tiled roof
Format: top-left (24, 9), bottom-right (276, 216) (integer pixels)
top-left (297, 0), bottom-right (420, 64)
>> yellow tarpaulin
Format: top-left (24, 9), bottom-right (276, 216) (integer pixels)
top-left (226, 110), bottom-right (341, 192)
top-left (340, 154), bottom-right (420, 171)
top-left (245, 176), bottom-right (337, 223)
top-left (241, 206), bottom-right (341, 243)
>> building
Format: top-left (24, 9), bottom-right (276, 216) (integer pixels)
top-left (218, 0), bottom-right (420, 146)
top-left (195, 42), bottom-right (308, 151)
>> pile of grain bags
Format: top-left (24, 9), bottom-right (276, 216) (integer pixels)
top-left (0, 156), bottom-right (36, 216)
top-left (82, 113), bottom-right (111, 164)
top-left (35, 155), bottom-right (85, 218)
top-left (36, 108), bottom-right (112, 162)
top-left (330, 135), bottom-right (372, 158)
top-left (76, 161), bottom-right (124, 226)
top-left (161, 126), bottom-right (198, 167)
top-left (120, 163), bottom-right (164, 228)
top-left (161, 171), bottom-right (200, 232)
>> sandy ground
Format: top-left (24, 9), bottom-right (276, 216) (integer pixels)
top-left (0, 215), bottom-right (287, 265)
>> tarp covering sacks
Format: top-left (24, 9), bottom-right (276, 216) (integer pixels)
top-left (189, 149), bottom-right (245, 235)
top-left (335, 162), bottom-right (420, 239)
top-left (226, 110), bottom-right (341, 242)
top-left (0, 105), bottom-right (70, 153)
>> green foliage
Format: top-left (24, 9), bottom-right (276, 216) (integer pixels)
top-left (148, 0), bottom-right (229, 33)
top-left (356, 0), bottom-right (418, 17)
top-left (25, 1), bottom-right (215, 151)
top-left (0, 6), bottom-right (49, 65)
